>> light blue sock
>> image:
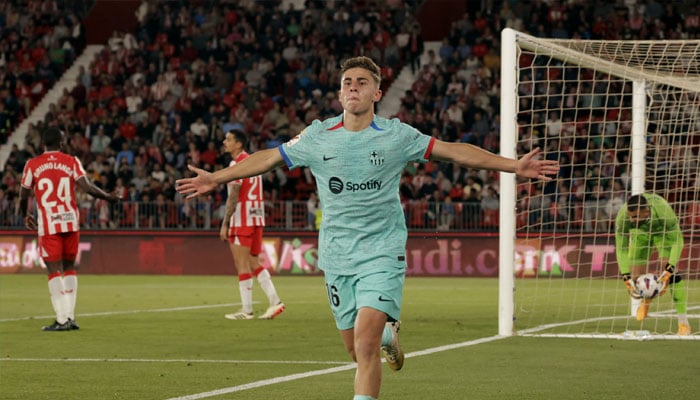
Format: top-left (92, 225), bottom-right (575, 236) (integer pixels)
top-left (381, 324), bottom-right (392, 346)
top-left (353, 396), bottom-right (376, 400)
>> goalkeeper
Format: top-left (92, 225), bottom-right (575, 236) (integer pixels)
top-left (614, 193), bottom-right (690, 335)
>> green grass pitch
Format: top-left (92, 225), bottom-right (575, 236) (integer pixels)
top-left (1, 275), bottom-right (698, 399)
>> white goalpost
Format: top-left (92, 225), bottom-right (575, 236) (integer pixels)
top-left (499, 28), bottom-right (700, 340)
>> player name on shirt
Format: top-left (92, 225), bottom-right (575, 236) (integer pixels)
top-left (32, 161), bottom-right (79, 178)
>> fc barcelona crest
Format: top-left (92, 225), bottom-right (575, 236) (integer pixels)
top-left (369, 150), bottom-right (384, 166)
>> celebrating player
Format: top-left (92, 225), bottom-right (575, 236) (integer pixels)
top-left (177, 56), bottom-right (559, 400)
top-left (19, 127), bottom-right (120, 331)
top-left (219, 129), bottom-right (285, 320)
top-left (615, 193), bottom-right (690, 335)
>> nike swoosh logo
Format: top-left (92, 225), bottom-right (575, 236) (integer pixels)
top-left (323, 155), bottom-right (337, 161)
top-left (378, 296), bottom-right (392, 302)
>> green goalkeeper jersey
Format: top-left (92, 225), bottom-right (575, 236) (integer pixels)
top-left (614, 193), bottom-right (684, 274)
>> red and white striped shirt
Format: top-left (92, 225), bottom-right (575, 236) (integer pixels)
top-left (21, 151), bottom-right (86, 236)
top-left (227, 152), bottom-right (265, 227)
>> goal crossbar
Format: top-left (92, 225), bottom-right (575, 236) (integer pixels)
top-left (514, 30), bottom-right (700, 93)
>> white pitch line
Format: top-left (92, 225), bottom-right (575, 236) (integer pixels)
top-left (0, 303), bottom-right (244, 323)
top-left (1, 358), bottom-right (349, 366)
top-left (165, 335), bottom-right (507, 400)
top-left (168, 364), bottom-right (360, 400)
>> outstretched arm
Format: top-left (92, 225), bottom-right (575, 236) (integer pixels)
top-left (176, 147), bottom-right (285, 199)
top-left (76, 176), bottom-right (120, 202)
top-left (430, 141), bottom-right (559, 180)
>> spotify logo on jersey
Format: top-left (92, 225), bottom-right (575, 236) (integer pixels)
top-left (329, 177), bottom-right (344, 194)
top-left (328, 177), bottom-right (383, 194)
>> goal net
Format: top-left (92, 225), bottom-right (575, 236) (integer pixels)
top-left (499, 28), bottom-right (700, 340)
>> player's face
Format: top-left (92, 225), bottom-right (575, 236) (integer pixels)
top-left (223, 133), bottom-right (240, 154)
top-left (628, 207), bottom-right (650, 227)
top-left (339, 68), bottom-right (382, 115)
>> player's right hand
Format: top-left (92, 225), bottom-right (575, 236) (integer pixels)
top-left (622, 273), bottom-right (641, 299)
top-left (624, 279), bottom-right (641, 299)
top-left (219, 224), bottom-right (228, 241)
top-left (176, 165), bottom-right (217, 199)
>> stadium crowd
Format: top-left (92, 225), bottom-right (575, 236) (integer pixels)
top-left (1, 0), bottom-right (699, 230)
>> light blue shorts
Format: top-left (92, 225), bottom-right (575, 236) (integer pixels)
top-left (323, 262), bottom-right (405, 330)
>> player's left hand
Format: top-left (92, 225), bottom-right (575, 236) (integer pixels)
top-left (657, 264), bottom-right (675, 296)
top-left (24, 215), bottom-right (37, 230)
top-left (176, 165), bottom-right (217, 199)
top-left (516, 147), bottom-right (560, 181)
top-left (106, 191), bottom-right (121, 203)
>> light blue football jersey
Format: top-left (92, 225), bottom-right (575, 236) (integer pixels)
top-left (279, 115), bottom-right (434, 275)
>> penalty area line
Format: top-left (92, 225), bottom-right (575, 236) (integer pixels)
top-left (0, 357), bottom-right (349, 366)
top-left (165, 334), bottom-right (507, 400)
top-left (0, 303), bottom-right (245, 323)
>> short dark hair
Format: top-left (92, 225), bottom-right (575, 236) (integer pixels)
top-left (340, 56), bottom-right (381, 86)
top-left (228, 129), bottom-right (248, 149)
top-left (627, 194), bottom-right (648, 212)
top-left (42, 127), bottom-right (64, 149)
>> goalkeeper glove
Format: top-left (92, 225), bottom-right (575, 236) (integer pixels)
top-left (658, 263), bottom-right (675, 285)
top-left (622, 273), bottom-right (640, 299)
top-left (657, 264), bottom-right (675, 296)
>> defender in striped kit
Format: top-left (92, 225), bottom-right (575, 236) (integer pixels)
top-left (219, 129), bottom-right (284, 320)
top-left (19, 127), bottom-right (119, 331)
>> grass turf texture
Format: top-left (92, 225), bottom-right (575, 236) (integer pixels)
top-left (1, 275), bottom-right (698, 399)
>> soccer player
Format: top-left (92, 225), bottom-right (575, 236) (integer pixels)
top-left (615, 193), bottom-right (690, 335)
top-left (19, 127), bottom-right (119, 331)
top-left (177, 56), bottom-right (559, 400)
top-left (219, 129), bottom-right (285, 320)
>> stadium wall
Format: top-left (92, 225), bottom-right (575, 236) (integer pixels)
top-left (415, 0), bottom-right (469, 40)
top-left (83, 0), bottom-right (140, 44)
top-left (2, 231), bottom-right (698, 277)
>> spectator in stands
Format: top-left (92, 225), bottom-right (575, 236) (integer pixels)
top-left (583, 181), bottom-right (611, 232)
top-left (545, 111), bottom-right (563, 138)
top-left (528, 185), bottom-right (552, 226)
top-left (438, 196), bottom-right (456, 230)
top-left (90, 126), bottom-right (111, 154)
top-left (406, 26), bottom-right (424, 74)
top-left (151, 162), bottom-right (166, 183)
top-left (0, 101), bottom-right (10, 144)
top-left (481, 185), bottom-right (499, 213)
top-left (200, 140), bottom-right (219, 167)
top-left (5, 0), bottom-right (696, 234)
top-left (306, 191), bottom-right (319, 230)
top-left (443, 100), bottom-right (464, 129)
top-left (115, 142), bottom-right (134, 167)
